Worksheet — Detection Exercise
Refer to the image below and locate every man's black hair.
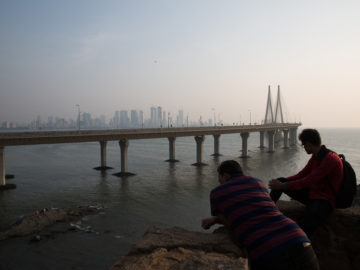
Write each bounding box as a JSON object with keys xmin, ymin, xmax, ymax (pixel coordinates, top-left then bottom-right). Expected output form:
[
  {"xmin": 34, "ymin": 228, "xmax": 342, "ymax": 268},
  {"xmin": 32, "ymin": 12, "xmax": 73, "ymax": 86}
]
[
  {"xmin": 217, "ymin": 160, "xmax": 243, "ymax": 176},
  {"xmin": 298, "ymin": 129, "xmax": 322, "ymax": 146}
]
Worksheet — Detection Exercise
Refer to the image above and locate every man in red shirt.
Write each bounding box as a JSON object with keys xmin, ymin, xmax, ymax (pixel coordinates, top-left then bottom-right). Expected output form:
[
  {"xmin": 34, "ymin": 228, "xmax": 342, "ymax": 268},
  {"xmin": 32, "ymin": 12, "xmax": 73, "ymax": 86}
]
[{"xmin": 269, "ymin": 129, "xmax": 343, "ymax": 236}]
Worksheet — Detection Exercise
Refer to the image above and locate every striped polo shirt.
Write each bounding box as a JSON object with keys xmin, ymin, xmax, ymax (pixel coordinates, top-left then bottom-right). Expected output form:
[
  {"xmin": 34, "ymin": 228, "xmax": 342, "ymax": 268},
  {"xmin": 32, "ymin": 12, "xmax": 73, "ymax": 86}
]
[{"xmin": 210, "ymin": 173, "xmax": 309, "ymax": 264}]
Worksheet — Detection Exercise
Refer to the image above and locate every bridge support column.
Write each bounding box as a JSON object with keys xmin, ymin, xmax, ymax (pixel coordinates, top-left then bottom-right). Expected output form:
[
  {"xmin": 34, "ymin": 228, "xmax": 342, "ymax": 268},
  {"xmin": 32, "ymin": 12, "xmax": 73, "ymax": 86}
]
[
  {"xmin": 283, "ymin": 130, "xmax": 289, "ymax": 148},
  {"xmin": 113, "ymin": 139, "xmax": 135, "ymax": 177},
  {"xmin": 0, "ymin": 147, "xmax": 5, "ymax": 186},
  {"xmin": 240, "ymin": 132, "xmax": 249, "ymax": 158},
  {"xmin": 94, "ymin": 141, "xmax": 113, "ymax": 170},
  {"xmin": 0, "ymin": 147, "xmax": 15, "ymax": 190},
  {"xmin": 289, "ymin": 128, "xmax": 298, "ymax": 146},
  {"xmin": 166, "ymin": 137, "xmax": 178, "ymax": 162},
  {"xmin": 211, "ymin": 134, "xmax": 222, "ymax": 156},
  {"xmin": 259, "ymin": 131, "xmax": 265, "ymax": 148},
  {"xmin": 267, "ymin": 130, "xmax": 275, "ymax": 153},
  {"xmin": 192, "ymin": 136, "xmax": 207, "ymax": 166}
]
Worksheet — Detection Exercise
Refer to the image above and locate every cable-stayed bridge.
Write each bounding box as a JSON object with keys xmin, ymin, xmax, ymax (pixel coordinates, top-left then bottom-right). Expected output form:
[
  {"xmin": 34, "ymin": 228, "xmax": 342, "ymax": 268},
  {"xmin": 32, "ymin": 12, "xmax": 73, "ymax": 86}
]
[{"xmin": 0, "ymin": 88, "xmax": 301, "ymax": 187}]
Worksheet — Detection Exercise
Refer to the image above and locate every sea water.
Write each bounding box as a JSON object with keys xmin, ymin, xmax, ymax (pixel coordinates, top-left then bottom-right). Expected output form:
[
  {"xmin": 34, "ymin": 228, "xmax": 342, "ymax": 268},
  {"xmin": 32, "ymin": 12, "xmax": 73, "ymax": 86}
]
[{"xmin": 0, "ymin": 128, "xmax": 359, "ymax": 269}]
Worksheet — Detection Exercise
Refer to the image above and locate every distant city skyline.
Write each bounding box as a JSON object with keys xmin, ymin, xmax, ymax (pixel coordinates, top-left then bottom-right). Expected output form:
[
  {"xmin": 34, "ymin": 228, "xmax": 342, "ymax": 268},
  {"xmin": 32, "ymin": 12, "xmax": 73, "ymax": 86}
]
[
  {"xmin": 1, "ymin": 1, "xmax": 360, "ymax": 128},
  {"xmin": 1, "ymin": 105, "xmax": 232, "ymax": 130}
]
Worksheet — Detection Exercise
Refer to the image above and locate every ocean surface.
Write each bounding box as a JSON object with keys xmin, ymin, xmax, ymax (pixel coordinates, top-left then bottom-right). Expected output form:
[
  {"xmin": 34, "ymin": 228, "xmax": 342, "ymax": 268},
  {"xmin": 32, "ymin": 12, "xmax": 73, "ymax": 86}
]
[{"xmin": 0, "ymin": 128, "xmax": 359, "ymax": 270}]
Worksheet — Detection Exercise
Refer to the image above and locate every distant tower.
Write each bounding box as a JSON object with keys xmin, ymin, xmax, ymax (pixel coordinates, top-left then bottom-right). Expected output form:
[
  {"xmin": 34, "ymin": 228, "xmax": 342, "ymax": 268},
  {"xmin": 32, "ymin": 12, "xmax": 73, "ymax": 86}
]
[
  {"xmin": 157, "ymin": 106, "xmax": 162, "ymax": 127},
  {"xmin": 274, "ymin": 85, "xmax": 284, "ymax": 123},
  {"xmin": 150, "ymin": 107, "xmax": 157, "ymax": 127},
  {"xmin": 130, "ymin": 110, "xmax": 139, "ymax": 128},
  {"xmin": 264, "ymin": 85, "xmax": 274, "ymax": 124}
]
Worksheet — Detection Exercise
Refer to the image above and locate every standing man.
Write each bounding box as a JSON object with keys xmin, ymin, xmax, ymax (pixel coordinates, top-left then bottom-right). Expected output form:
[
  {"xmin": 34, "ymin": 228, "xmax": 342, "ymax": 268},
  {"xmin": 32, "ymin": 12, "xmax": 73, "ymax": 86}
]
[
  {"xmin": 202, "ymin": 160, "xmax": 319, "ymax": 270},
  {"xmin": 269, "ymin": 128, "xmax": 343, "ymax": 236}
]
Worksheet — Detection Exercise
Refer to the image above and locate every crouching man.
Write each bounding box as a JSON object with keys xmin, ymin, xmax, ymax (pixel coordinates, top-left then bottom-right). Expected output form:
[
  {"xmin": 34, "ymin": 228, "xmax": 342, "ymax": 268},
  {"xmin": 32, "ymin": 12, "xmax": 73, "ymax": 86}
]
[{"xmin": 202, "ymin": 160, "xmax": 319, "ymax": 270}]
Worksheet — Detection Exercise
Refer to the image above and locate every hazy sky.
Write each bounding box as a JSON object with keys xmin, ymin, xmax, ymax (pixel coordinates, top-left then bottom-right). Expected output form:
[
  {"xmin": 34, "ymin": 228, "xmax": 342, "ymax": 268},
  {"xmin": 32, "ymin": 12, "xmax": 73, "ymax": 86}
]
[{"xmin": 1, "ymin": 0, "xmax": 360, "ymax": 127}]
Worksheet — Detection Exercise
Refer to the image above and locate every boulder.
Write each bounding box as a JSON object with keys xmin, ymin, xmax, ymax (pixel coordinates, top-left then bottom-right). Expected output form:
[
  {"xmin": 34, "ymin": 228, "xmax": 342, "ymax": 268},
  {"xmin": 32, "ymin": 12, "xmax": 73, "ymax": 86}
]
[
  {"xmin": 110, "ymin": 201, "xmax": 360, "ymax": 270},
  {"xmin": 0, "ymin": 206, "xmax": 100, "ymax": 241},
  {"xmin": 109, "ymin": 227, "xmax": 248, "ymax": 270}
]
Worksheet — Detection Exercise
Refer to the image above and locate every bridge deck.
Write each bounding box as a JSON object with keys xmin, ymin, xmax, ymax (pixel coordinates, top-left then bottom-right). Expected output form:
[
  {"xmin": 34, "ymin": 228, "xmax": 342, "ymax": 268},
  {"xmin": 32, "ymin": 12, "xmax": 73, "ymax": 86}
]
[{"xmin": 0, "ymin": 123, "xmax": 301, "ymax": 146}]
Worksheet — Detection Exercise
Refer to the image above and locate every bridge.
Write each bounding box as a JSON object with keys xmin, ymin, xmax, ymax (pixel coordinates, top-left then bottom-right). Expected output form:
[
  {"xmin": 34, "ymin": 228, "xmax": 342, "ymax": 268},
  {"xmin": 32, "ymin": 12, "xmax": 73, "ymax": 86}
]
[{"xmin": 0, "ymin": 86, "xmax": 301, "ymax": 187}]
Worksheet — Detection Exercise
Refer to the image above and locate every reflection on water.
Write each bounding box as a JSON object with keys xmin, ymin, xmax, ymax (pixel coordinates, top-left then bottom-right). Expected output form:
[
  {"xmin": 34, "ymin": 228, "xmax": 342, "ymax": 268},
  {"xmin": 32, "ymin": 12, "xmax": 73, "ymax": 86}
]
[{"xmin": 0, "ymin": 129, "xmax": 359, "ymax": 269}]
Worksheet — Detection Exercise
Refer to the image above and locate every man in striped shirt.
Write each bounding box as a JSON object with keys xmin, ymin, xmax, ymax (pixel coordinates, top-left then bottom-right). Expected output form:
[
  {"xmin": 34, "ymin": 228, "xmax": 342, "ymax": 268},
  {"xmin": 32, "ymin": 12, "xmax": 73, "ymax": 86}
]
[{"xmin": 202, "ymin": 160, "xmax": 319, "ymax": 270}]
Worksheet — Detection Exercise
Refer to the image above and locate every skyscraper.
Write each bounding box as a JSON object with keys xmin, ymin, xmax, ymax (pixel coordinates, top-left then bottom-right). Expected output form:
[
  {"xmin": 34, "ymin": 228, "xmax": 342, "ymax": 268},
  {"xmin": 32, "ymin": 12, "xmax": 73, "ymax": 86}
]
[
  {"xmin": 157, "ymin": 106, "xmax": 162, "ymax": 127},
  {"xmin": 120, "ymin": 110, "xmax": 129, "ymax": 128},
  {"xmin": 130, "ymin": 110, "xmax": 139, "ymax": 128},
  {"xmin": 150, "ymin": 107, "xmax": 157, "ymax": 127}
]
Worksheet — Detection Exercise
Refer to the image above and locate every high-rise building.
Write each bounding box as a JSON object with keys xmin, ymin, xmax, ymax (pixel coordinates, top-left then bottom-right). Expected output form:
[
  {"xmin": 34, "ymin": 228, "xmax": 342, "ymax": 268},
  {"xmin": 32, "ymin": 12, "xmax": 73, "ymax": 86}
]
[
  {"xmin": 177, "ymin": 109, "xmax": 184, "ymax": 127},
  {"xmin": 113, "ymin": 111, "xmax": 120, "ymax": 128},
  {"xmin": 82, "ymin": 112, "xmax": 92, "ymax": 128},
  {"xmin": 120, "ymin": 110, "xmax": 129, "ymax": 128},
  {"xmin": 150, "ymin": 107, "xmax": 157, "ymax": 127},
  {"xmin": 157, "ymin": 106, "xmax": 162, "ymax": 127},
  {"xmin": 139, "ymin": 110, "xmax": 144, "ymax": 127},
  {"xmin": 162, "ymin": 111, "xmax": 167, "ymax": 127},
  {"xmin": 130, "ymin": 110, "xmax": 139, "ymax": 128}
]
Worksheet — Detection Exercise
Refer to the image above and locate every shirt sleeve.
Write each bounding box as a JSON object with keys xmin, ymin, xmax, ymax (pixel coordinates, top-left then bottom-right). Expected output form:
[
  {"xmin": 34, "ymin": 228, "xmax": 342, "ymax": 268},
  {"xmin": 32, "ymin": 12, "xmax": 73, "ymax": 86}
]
[
  {"xmin": 286, "ymin": 154, "xmax": 339, "ymax": 190},
  {"xmin": 286, "ymin": 157, "xmax": 314, "ymax": 182}
]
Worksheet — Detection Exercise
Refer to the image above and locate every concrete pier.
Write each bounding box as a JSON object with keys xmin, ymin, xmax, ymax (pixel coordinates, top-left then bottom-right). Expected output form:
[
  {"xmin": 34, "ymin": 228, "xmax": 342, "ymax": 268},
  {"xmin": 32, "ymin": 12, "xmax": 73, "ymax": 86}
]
[
  {"xmin": 192, "ymin": 135, "xmax": 207, "ymax": 166},
  {"xmin": 94, "ymin": 141, "xmax": 113, "ymax": 170},
  {"xmin": 267, "ymin": 130, "xmax": 275, "ymax": 153},
  {"xmin": 283, "ymin": 130, "xmax": 289, "ymax": 148},
  {"xmin": 259, "ymin": 131, "xmax": 265, "ymax": 148},
  {"xmin": 289, "ymin": 128, "xmax": 298, "ymax": 146},
  {"xmin": 113, "ymin": 139, "xmax": 135, "ymax": 177},
  {"xmin": 166, "ymin": 137, "xmax": 178, "ymax": 162},
  {"xmin": 211, "ymin": 134, "xmax": 221, "ymax": 156},
  {"xmin": 0, "ymin": 147, "xmax": 5, "ymax": 186},
  {"xmin": 240, "ymin": 132, "xmax": 249, "ymax": 158}
]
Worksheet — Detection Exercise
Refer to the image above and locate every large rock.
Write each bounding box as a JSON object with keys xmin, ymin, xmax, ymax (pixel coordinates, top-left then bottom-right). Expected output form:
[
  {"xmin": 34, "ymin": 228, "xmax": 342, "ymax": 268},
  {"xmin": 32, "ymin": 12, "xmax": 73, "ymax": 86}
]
[
  {"xmin": 110, "ymin": 227, "xmax": 248, "ymax": 270},
  {"xmin": 111, "ymin": 201, "xmax": 360, "ymax": 270},
  {"xmin": 277, "ymin": 200, "xmax": 360, "ymax": 270},
  {"xmin": 0, "ymin": 206, "xmax": 100, "ymax": 241}
]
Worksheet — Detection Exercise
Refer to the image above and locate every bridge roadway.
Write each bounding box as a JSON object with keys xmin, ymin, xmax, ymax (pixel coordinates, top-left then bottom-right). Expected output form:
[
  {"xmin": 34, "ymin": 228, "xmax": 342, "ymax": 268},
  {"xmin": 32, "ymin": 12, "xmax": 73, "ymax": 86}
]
[{"xmin": 0, "ymin": 123, "xmax": 301, "ymax": 186}]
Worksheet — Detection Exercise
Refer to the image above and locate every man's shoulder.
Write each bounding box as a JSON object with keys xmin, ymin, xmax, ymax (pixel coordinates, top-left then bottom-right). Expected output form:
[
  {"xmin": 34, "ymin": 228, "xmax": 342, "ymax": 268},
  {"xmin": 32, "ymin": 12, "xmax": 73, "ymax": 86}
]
[{"xmin": 211, "ymin": 175, "xmax": 262, "ymax": 193}]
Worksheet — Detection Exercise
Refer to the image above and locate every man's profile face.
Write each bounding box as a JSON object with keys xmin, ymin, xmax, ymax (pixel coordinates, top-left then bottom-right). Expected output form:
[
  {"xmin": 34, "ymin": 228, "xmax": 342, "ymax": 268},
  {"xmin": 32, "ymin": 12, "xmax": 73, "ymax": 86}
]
[{"xmin": 301, "ymin": 141, "xmax": 313, "ymax": 154}]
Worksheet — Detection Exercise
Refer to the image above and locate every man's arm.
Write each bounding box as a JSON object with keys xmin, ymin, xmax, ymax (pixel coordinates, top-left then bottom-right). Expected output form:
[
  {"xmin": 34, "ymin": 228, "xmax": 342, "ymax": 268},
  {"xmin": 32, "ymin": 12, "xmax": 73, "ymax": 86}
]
[
  {"xmin": 286, "ymin": 154, "xmax": 341, "ymax": 190},
  {"xmin": 286, "ymin": 157, "xmax": 314, "ymax": 181}
]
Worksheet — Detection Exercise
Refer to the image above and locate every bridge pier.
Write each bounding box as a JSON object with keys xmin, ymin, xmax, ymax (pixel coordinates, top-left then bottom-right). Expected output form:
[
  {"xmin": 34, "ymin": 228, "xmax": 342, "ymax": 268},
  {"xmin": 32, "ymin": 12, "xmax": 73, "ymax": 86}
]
[
  {"xmin": 211, "ymin": 134, "xmax": 222, "ymax": 156},
  {"xmin": 192, "ymin": 135, "xmax": 207, "ymax": 166},
  {"xmin": 166, "ymin": 137, "xmax": 178, "ymax": 162},
  {"xmin": 113, "ymin": 139, "xmax": 135, "ymax": 177},
  {"xmin": 267, "ymin": 130, "xmax": 275, "ymax": 153},
  {"xmin": 240, "ymin": 132, "xmax": 249, "ymax": 158},
  {"xmin": 283, "ymin": 130, "xmax": 289, "ymax": 148},
  {"xmin": 289, "ymin": 128, "xmax": 298, "ymax": 146},
  {"xmin": 94, "ymin": 141, "xmax": 113, "ymax": 170},
  {"xmin": 259, "ymin": 131, "xmax": 265, "ymax": 148},
  {"xmin": 0, "ymin": 147, "xmax": 15, "ymax": 190},
  {"xmin": 0, "ymin": 147, "xmax": 5, "ymax": 186}
]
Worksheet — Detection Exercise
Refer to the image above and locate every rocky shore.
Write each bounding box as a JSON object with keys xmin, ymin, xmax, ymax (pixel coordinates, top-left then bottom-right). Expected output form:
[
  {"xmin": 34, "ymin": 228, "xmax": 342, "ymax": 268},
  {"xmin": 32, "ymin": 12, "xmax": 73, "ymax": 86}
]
[
  {"xmin": 110, "ymin": 200, "xmax": 360, "ymax": 270},
  {"xmin": 0, "ymin": 206, "xmax": 101, "ymax": 241}
]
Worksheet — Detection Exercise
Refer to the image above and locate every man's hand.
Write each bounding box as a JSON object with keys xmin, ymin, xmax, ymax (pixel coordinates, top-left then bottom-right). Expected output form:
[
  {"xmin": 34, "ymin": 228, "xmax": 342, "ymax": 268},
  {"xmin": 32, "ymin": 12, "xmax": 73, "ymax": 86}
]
[
  {"xmin": 269, "ymin": 179, "xmax": 284, "ymax": 190},
  {"xmin": 201, "ymin": 217, "xmax": 217, "ymax": 230}
]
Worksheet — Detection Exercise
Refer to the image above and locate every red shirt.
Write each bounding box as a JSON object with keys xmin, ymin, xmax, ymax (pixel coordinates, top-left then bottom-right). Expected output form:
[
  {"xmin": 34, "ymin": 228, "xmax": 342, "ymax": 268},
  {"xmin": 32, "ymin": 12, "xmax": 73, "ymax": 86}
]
[{"xmin": 286, "ymin": 146, "xmax": 343, "ymax": 208}]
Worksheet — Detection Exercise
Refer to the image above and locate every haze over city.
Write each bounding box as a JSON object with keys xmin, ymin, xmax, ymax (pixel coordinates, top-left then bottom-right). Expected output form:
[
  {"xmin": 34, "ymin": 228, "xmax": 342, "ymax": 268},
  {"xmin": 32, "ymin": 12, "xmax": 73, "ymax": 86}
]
[{"xmin": 1, "ymin": 1, "xmax": 360, "ymax": 128}]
